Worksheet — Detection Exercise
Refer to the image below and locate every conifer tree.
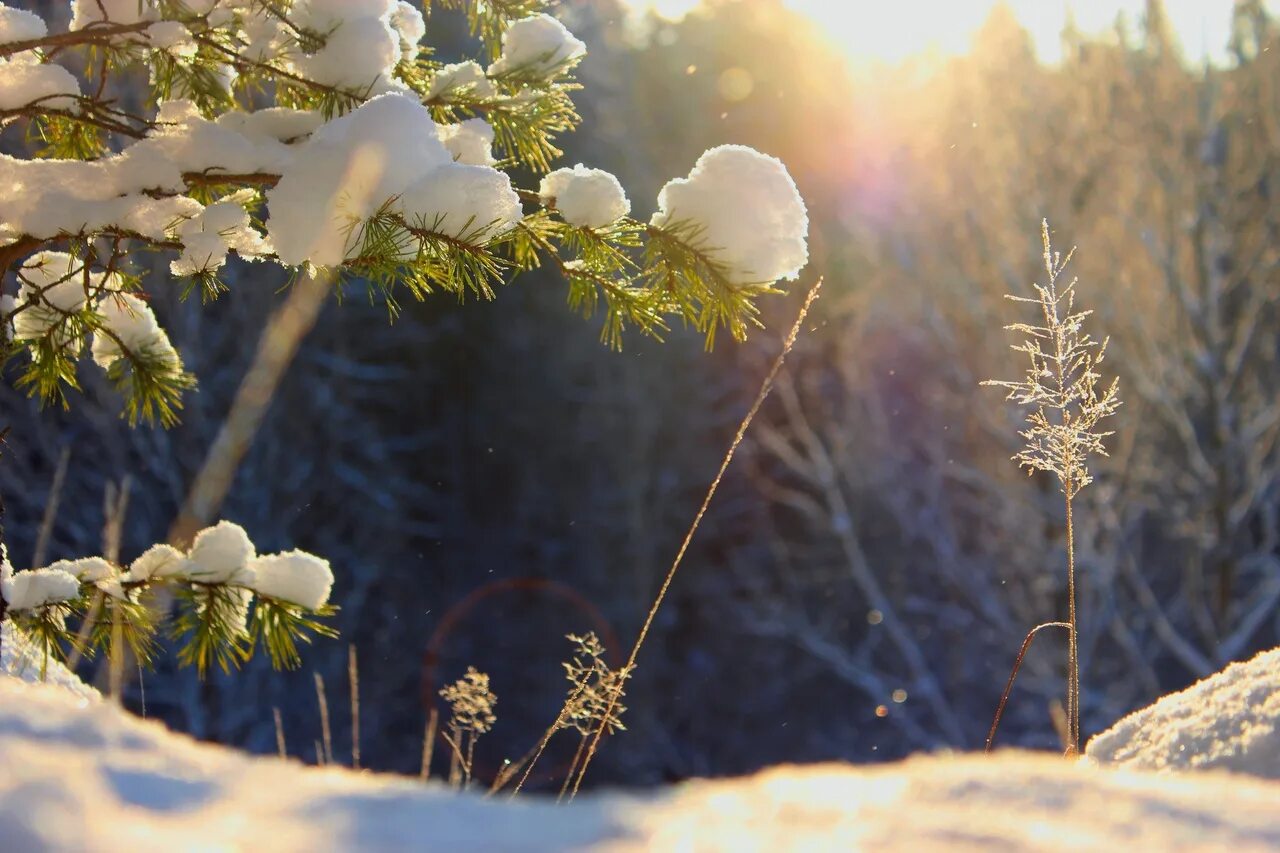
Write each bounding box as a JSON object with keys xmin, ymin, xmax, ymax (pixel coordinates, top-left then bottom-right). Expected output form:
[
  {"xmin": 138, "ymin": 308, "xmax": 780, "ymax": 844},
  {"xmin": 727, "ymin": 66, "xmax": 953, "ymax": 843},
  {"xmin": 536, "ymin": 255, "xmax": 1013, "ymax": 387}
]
[{"xmin": 0, "ymin": 2, "xmax": 808, "ymax": 685}]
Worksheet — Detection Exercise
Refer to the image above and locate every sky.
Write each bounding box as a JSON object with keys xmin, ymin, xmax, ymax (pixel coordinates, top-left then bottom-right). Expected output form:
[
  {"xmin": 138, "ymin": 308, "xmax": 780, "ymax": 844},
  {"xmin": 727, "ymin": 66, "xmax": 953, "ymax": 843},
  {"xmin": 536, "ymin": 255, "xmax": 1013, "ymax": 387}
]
[{"xmin": 631, "ymin": 0, "xmax": 1270, "ymax": 66}]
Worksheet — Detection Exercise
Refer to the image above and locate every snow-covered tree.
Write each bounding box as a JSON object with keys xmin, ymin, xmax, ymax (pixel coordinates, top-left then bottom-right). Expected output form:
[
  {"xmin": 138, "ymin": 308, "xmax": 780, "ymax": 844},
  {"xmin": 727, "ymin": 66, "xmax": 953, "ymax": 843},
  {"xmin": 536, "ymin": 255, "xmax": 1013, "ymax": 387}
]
[{"xmin": 0, "ymin": 2, "xmax": 807, "ymax": 682}]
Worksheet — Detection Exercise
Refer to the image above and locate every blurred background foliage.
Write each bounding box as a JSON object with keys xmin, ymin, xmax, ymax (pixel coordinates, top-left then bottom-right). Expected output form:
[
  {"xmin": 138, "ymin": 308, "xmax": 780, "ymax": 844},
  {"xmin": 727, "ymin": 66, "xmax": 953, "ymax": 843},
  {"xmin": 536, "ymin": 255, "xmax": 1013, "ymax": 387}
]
[{"xmin": 3, "ymin": 0, "xmax": 1279, "ymax": 788}]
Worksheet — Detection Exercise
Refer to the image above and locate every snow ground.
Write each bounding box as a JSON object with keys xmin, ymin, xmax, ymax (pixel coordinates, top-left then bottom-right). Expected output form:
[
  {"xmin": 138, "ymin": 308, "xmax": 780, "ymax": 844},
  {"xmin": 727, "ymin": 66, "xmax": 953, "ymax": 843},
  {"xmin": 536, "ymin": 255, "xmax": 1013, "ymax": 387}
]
[
  {"xmin": 1086, "ymin": 646, "xmax": 1280, "ymax": 778},
  {"xmin": 1, "ymin": 636, "xmax": 1278, "ymax": 851}
]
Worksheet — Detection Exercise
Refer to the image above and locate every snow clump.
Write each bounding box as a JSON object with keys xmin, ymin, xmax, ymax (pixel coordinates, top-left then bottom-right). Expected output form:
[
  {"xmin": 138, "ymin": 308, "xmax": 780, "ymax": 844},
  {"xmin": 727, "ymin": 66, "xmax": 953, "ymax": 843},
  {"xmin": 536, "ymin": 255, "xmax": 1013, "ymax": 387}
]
[
  {"xmin": 186, "ymin": 521, "xmax": 256, "ymax": 584},
  {"xmin": 488, "ymin": 14, "xmax": 586, "ymax": 77},
  {"xmin": 427, "ymin": 61, "xmax": 496, "ymax": 100},
  {"xmin": 124, "ymin": 544, "xmax": 190, "ymax": 584},
  {"xmin": 0, "ymin": 3, "xmax": 46, "ymax": 43},
  {"xmin": 70, "ymin": 0, "xmax": 158, "ymax": 29},
  {"xmin": 290, "ymin": 0, "xmax": 403, "ymax": 94},
  {"xmin": 0, "ymin": 57, "xmax": 81, "ymax": 111},
  {"xmin": 398, "ymin": 163, "xmax": 521, "ymax": 244},
  {"xmin": 89, "ymin": 293, "xmax": 182, "ymax": 381},
  {"xmin": 247, "ymin": 551, "xmax": 334, "ymax": 611},
  {"xmin": 11, "ymin": 252, "xmax": 95, "ymax": 349},
  {"xmin": 652, "ymin": 144, "xmax": 809, "ymax": 284},
  {"xmin": 540, "ymin": 165, "xmax": 630, "ymax": 229},
  {"xmin": 439, "ymin": 118, "xmax": 497, "ymax": 166},
  {"xmin": 1, "ymin": 564, "xmax": 79, "ymax": 612},
  {"xmin": 390, "ymin": 0, "xmax": 426, "ymax": 60},
  {"xmin": 171, "ymin": 199, "xmax": 272, "ymax": 276}
]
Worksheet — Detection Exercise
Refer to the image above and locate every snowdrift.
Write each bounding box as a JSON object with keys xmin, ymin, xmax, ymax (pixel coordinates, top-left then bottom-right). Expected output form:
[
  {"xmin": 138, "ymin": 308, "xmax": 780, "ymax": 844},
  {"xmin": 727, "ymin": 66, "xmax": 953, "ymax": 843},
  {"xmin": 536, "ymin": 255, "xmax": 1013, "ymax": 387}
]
[
  {"xmin": 1, "ymin": 637, "xmax": 1278, "ymax": 850},
  {"xmin": 1087, "ymin": 647, "xmax": 1280, "ymax": 778}
]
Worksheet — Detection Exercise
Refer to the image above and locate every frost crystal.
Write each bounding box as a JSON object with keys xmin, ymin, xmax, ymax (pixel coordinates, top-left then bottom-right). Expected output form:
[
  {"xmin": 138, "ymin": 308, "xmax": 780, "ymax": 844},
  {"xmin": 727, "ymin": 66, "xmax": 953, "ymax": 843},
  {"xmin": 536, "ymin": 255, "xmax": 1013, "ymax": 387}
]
[
  {"xmin": 540, "ymin": 165, "xmax": 630, "ymax": 229},
  {"xmin": 652, "ymin": 145, "xmax": 809, "ymax": 284},
  {"xmin": 488, "ymin": 14, "xmax": 586, "ymax": 77},
  {"xmin": 187, "ymin": 521, "xmax": 256, "ymax": 584},
  {"xmin": 248, "ymin": 551, "xmax": 334, "ymax": 611}
]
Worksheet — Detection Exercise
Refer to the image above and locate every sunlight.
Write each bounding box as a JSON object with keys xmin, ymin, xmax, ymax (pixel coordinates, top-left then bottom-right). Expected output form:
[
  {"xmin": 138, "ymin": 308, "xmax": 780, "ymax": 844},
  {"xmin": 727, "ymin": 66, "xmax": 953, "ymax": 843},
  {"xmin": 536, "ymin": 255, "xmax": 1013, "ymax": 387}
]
[{"xmin": 631, "ymin": 0, "xmax": 1250, "ymax": 65}]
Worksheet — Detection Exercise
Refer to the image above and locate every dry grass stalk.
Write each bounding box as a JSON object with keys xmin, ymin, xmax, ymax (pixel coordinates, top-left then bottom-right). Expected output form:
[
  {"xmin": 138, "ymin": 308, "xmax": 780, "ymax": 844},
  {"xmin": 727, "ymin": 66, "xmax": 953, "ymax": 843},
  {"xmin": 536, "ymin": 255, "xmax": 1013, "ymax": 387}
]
[
  {"xmin": 983, "ymin": 221, "xmax": 1120, "ymax": 755},
  {"xmin": 348, "ymin": 644, "xmax": 361, "ymax": 770},
  {"xmin": 567, "ymin": 279, "xmax": 823, "ymax": 799},
  {"xmin": 314, "ymin": 672, "xmax": 333, "ymax": 765}
]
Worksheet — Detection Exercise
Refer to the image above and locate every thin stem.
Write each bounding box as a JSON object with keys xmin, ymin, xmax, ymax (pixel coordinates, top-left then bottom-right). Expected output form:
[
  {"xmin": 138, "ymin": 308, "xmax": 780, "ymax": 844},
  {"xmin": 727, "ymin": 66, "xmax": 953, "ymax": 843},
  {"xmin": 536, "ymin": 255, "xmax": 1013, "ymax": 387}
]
[
  {"xmin": 985, "ymin": 621, "xmax": 1071, "ymax": 752},
  {"xmin": 567, "ymin": 279, "xmax": 822, "ymax": 800},
  {"xmin": 1065, "ymin": 491, "xmax": 1080, "ymax": 756},
  {"xmin": 273, "ymin": 706, "xmax": 287, "ymax": 758},
  {"xmin": 420, "ymin": 708, "xmax": 438, "ymax": 781},
  {"xmin": 348, "ymin": 644, "xmax": 360, "ymax": 770}
]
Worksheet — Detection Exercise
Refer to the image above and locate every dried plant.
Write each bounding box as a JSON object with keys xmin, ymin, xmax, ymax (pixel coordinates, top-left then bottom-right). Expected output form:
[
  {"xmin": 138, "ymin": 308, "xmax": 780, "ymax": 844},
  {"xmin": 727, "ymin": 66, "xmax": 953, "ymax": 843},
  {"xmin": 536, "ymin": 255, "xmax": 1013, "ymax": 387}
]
[
  {"xmin": 440, "ymin": 667, "xmax": 498, "ymax": 788},
  {"xmin": 983, "ymin": 220, "xmax": 1121, "ymax": 756},
  {"xmin": 508, "ymin": 632, "xmax": 630, "ymax": 798}
]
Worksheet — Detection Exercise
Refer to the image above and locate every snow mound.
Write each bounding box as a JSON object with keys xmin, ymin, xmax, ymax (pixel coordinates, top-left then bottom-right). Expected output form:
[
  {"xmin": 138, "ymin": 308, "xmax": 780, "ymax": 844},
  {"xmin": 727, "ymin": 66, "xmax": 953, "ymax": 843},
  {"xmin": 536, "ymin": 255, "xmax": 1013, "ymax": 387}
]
[
  {"xmin": 1, "ymin": 674, "xmax": 1280, "ymax": 850},
  {"xmin": 0, "ymin": 623, "xmax": 98, "ymax": 702},
  {"xmin": 1087, "ymin": 647, "xmax": 1280, "ymax": 779}
]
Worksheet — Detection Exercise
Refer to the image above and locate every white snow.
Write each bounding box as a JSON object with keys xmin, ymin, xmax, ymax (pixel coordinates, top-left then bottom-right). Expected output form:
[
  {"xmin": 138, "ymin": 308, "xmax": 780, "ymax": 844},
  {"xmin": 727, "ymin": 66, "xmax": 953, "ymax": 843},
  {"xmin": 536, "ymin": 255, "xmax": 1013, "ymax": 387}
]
[
  {"xmin": 1, "ymin": 564, "xmax": 79, "ymax": 612},
  {"xmin": 171, "ymin": 199, "xmax": 271, "ymax": 276},
  {"xmin": 90, "ymin": 293, "xmax": 159, "ymax": 367},
  {"xmin": 247, "ymin": 551, "xmax": 334, "ymax": 611},
  {"xmin": 427, "ymin": 60, "xmax": 496, "ymax": 100},
  {"xmin": 145, "ymin": 20, "xmax": 195, "ymax": 58},
  {"xmin": 11, "ymin": 251, "xmax": 94, "ymax": 346},
  {"xmin": 488, "ymin": 14, "xmax": 586, "ymax": 77},
  {"xmin": 651, "ymin": 145, "xmax": 809, "ymax": 285},
  {"xmin": 123, "ymin": 544, "xmax": 189, "ymax": 583},
  {"xmin": 185, "ymin": 521, "xmax": 256, "ymax": 584},
  {"xmin": 439, "ymin": 117, "xmax": 497, "ymax": 166},
  {"xmin": 0, "ymin": 3, "xmax": 47, "ymax": 43},
  {"xmin": 390, "ymin": 0, "xmax": 425, "ymax": 61},
  {"xmin": 0, "ymin": 671, "xmax": 1279, "ymax": 851},
  {"xmin": 290, "ymin": 0, "xmax": 402, "ymax": 94},
  {"xmin": 1087, "ymin": 647, "xmax": 1280, "ymax": 779},
  {"xmin": 266, "ymin": 93, "xmax": 524, "ymax": 266},
  {"xmin": 540, "ymin": 164, "xmax": 631, "ymax": 229},
  {"xmin": 0, "ymin": 623, "xmax": 97, "ymax": 700},
  {"xmin": 398, "ymin": 163, "xmax": 522, "ymax": 245},
  {"xmin": 70, "ymin": 0, "xmax": 158, "ymax": 29},
  {"xmin": 0, "ymin": 58, "xmax": 81, "ymax": 111}
]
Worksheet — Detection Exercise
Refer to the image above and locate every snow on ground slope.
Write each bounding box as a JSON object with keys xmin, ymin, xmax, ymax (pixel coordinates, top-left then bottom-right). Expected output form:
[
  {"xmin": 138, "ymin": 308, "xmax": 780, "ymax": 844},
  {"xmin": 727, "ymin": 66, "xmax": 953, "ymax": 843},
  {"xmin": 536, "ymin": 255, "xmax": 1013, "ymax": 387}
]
[
  {"xmin": 1, "ymin": 673, "xmax": 1280, "ymax": 850},
  {"xmin": 1087, "ymin": 647, "xmax": 1280, "ymax": 778},
  {"xmin": 0, "ymin": 621, "xmax": 98, "ymax": 701}
]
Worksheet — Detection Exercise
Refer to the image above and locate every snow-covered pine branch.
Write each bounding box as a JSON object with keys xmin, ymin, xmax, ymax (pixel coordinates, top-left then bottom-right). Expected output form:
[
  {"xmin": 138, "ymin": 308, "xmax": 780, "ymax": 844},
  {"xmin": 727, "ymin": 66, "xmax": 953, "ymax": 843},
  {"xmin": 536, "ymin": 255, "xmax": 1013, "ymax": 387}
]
[
  {"xmin": 1, "ymin": 519, "xmax": 336, "ymax": 677},
  {"xmin": 1, "ymin": 0, "xmax": 810, "ymax": 424}
]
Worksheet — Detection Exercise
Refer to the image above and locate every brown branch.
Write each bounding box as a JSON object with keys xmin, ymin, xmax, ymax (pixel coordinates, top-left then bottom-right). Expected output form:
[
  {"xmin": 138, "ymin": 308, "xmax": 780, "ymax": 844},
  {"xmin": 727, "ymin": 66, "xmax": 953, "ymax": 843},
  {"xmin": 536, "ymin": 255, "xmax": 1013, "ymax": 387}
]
[{"xmin": 0, "ymin": 21, "xmax": 153, "ymax": 60}]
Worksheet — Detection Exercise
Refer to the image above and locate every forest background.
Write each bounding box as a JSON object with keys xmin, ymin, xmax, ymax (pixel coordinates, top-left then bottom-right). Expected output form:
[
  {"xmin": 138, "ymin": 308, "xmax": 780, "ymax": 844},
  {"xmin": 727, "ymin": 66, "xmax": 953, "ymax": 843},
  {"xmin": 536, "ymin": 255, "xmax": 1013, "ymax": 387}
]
[{"xmin": 3, "ymin": 0, "xmax": 1277, "ymax": 790}]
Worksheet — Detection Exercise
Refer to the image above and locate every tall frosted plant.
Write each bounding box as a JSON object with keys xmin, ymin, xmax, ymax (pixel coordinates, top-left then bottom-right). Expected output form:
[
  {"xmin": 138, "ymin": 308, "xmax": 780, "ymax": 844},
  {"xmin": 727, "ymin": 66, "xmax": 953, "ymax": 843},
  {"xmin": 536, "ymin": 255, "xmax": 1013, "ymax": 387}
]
[{"xmin": 984, "ymin": 220, "xmax": 1121, "ymax": 755}]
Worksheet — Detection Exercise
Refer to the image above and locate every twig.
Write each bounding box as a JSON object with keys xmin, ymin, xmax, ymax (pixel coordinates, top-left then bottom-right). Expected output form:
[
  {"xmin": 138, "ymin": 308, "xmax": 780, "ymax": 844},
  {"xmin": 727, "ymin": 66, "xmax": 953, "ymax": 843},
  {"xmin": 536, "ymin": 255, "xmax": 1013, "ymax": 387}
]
[
  {"xmin": 314, "ymin": 672, "xmax": 333, "ymax": 766},
  {"xmin": 985, "ymin": 621, "xmax": 1071, "ymax": 753},
  {"xmin": 348, "ymin": 644, "xmax": 360, "ymax": 769},
  {"xmin": 420, "ymin": 707, "xmax": 438, "ymax": 781}
]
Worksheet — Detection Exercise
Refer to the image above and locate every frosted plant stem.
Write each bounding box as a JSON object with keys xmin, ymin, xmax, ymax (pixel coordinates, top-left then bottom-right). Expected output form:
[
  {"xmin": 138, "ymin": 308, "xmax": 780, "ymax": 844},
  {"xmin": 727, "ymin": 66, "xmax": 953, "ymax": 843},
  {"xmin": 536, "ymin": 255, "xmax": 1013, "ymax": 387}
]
[
  {"xmin": 568, "ymin": 279, "xmax": 823, "ymax": 801},
  {"xmin": 1065, "ymin": 491, "xmax": 1080, "ymax": 757},
  {"xmin": 31, "ymin": 446, "xmax": 70, "ymax": 569}
]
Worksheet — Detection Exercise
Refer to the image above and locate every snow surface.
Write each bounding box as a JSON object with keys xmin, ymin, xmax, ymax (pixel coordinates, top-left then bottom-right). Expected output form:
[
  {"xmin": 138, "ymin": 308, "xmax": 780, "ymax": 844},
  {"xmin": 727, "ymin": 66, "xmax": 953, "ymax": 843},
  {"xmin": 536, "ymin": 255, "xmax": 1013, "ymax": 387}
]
[
  {"xmin": 540, "ymin": 164, "xmax": 631, "ymax": 229},
  {"xmin": 0, "ymin": 623, "xmax": 98, "ymax": 701},
  {"xmin": 0, "ymin": 3, "xmax": 46, "ymax": 43},
  {"xmin": 123, "ymin": 544, "xmax": 189, "ymax": 583},
  {"xmin": 652, "ymin": 144, "xmax": 809, "ymax": 285},
  {"xmin": 1, "ymin": 564, "xmax": 79, "ymax": 612},
  {"xmin": 489, "ymin": 13, "xmax": 586, "ymax": 77},
  {"xmin": 1087, "ymin": 646, "xmax": 1280, "ymax": 778},
  {"xmin": 247, "ymin": 550, "xmax": 334, "ymax": 611},
  {"xmin": 0, "ymin": 668, "xmax": 1278, "ymax": 851},
  {"xmin": 439, "ymin": 117, "xmax": 497, "ymax": 166},
  {"xmin": 0, "ymin": 56, "xmax": 81, "ymax": 111}
]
